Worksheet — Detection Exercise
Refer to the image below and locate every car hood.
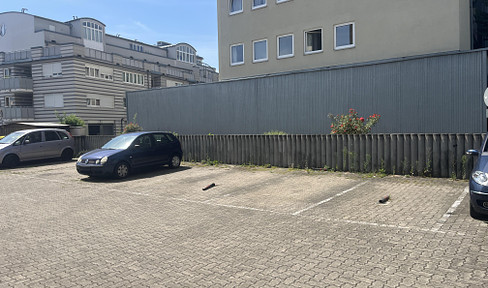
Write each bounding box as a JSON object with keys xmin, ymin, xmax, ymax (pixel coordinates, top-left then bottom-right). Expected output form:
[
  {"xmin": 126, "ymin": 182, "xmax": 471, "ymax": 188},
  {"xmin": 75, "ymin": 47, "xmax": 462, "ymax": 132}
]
[{"xmin": 82, "ymin": 148, "xmax": 123, "ymax": 159}]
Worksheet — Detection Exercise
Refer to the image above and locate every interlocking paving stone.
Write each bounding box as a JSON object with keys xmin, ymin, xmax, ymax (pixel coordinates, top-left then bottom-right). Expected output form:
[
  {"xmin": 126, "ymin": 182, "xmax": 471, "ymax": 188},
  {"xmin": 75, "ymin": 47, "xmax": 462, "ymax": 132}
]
[{"xmin": 0, "ymin": 162, "xmax": 487, "ymax": 287}]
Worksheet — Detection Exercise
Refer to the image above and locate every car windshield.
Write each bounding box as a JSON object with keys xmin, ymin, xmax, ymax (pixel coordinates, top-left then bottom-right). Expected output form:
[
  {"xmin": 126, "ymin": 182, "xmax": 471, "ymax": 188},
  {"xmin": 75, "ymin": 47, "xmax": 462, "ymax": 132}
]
[
  {"xmin": 0, "ymin": 131, "xmax": 26, "ymax": 144},
  {"xmin": 102, "ymin": 134, "xmax": 140, "ymax": 150}
]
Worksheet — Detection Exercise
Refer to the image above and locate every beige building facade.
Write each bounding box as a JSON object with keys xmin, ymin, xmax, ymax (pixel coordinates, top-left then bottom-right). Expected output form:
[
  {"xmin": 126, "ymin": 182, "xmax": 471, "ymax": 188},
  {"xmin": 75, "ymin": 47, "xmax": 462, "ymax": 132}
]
[{"xmin": 217, "ymin": 0, "xmax": 472, "ymax": 80}]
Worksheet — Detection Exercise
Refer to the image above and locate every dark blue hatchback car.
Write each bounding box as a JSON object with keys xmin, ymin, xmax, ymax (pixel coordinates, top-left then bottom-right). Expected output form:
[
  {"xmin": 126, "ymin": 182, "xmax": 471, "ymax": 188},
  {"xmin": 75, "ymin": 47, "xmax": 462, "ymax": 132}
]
[
  {"xmin": 76, "ymin": 131, "xmax": 182, "ymax": 179},
  {"xmin": 467, "ymin": 135, "xmax": 488, "ymax": 220}
]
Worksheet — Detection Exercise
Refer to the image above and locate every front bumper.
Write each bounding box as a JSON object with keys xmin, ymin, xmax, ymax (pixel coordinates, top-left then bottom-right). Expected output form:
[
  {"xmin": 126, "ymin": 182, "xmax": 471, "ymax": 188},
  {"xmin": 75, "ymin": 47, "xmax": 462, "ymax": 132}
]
[
  {"xmin": 470, "ymin": 189, "xmax": 488, "ymax": 215},
  {"xmin": 76, "ymin": 163, "xmax": 113, "ymax": 177}
]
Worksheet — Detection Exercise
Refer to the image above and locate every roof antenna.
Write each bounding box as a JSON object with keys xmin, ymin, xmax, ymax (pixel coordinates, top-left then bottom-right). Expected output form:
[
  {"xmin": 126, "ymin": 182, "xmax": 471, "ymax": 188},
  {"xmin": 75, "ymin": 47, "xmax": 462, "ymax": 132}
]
[{"xmin": 21, "ymin": 8, "xmax": 28, "ymax": 13}]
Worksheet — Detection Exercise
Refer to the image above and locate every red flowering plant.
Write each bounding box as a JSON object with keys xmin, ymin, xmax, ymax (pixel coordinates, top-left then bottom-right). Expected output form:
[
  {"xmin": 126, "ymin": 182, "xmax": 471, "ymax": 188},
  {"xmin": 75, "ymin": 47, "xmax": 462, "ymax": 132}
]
[
  {"xmin": 123, "ymin": 113, "xmax": 143, "ymax": 134},
  {"xmin": 328, "ymin": 109, "xmax": 381, "ymax": 134}
]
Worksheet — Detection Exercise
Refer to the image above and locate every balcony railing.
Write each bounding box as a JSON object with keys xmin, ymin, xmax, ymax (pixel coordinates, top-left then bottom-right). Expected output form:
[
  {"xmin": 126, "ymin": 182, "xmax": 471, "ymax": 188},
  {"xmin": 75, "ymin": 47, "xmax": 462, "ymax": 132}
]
[
  {"xmin": 2, "ymin": 50, "xmax": 32, "ymax": 63},
  {"xmin": 0, "ymin": 107, "xmax": 35, "ymax": 122},
  {"xmin": 0, "ymin": 77, "xmax": 33, "ymax": 91}
]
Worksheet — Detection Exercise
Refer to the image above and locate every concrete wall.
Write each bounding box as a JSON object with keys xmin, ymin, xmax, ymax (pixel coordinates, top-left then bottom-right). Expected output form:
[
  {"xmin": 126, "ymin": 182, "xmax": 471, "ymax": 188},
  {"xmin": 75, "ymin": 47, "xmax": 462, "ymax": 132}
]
[
  {"xmin": 218, "ymin": 0, "xmax": 471, "ymax": 79},
  {"xmin": 127, "ymin": 50, "xmax": 488, "ymax": 134}
]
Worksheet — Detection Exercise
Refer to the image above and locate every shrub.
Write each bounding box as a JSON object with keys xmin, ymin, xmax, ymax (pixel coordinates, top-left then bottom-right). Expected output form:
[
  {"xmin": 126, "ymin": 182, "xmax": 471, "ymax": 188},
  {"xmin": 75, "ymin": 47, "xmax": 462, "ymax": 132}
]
[
  {"xmin": 328, "ymin": 109, "xmax": 380, "ymax": 134},
  {"xmin": 56, "ymin": 112, "xmax": 85, "ymax": 126},
  {"xmin": 123, "ymin": 122, "xmax": 143, "ymax": 134},
  {"xmin": 264, "ymin": 130, "xmax": 288, "ymax": 135},
  {"xmin": 123, "ymin": 113, "xmax": 143, "ymax": 134}
]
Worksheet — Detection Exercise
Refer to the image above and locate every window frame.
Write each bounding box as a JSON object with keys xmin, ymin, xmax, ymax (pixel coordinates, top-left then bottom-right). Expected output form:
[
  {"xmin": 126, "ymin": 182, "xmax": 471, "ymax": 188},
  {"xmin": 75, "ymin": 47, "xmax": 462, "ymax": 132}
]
[
  {"xmin": 304, "ymin": 28, "xmax": 323, "ymax": 55},
  {"xmin": 277, "ymin": 34, "xmax": 294, "ymax": 59},
  {"xmin": 230, "ymin": 43, "xmax": 245, "ymax": 66},
  {"xmin": 3, "ymin": 68, "xmax": 10, "ymax": 78},
  {"xmin": 276, "ymin": 0, "xmax": 291, "ymax": 3},
  {"xmin": 252, "ymin": 39, "xmax": 268, "ymax": 63},
  {"xmin": 252, "ymin": 0, "xmax": 267, "ymax": 10},
  {"xmin": 229, "ymin": 0, "xmax": 243, "ymax": 15},
  {"xmin": 334, "ymin": 22, "xmax": 355, "ymax": 50}
]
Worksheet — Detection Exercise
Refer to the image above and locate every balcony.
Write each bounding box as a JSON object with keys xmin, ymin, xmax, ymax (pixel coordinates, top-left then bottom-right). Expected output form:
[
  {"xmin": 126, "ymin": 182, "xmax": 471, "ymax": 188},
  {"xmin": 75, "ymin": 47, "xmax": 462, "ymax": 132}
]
[
  {"xmin": 0, "ymin": 107, "xmax": 35, "ymax": 122},
  {"xmin": 1, "ymin": 50, "xmax": 32, "ymax": 63},
  {"xmin": 0, "ymin": 78, "xmax": 33, "ymax": 91}
]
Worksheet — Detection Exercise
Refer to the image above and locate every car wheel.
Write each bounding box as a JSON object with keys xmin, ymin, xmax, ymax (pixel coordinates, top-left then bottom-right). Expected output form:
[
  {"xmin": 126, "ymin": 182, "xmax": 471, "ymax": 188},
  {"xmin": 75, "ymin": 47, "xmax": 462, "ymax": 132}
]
[
  {"xmin": 61, "ymin": 149, "xmax": 74, "ymax": 161},
  {"xmin": 470, "ymin": 203, "xmax": 487, "ymax": 220},
  {"xmin": 114, "ymin": 162, "xmax": 130, "ymax": 179},
  {"xmin": 2, "ymin": 154, "xmax": 19, "ymax": 168},
  {"xmin": 169, "ymin": 155, "xmax": 181, "ymax": 169}
]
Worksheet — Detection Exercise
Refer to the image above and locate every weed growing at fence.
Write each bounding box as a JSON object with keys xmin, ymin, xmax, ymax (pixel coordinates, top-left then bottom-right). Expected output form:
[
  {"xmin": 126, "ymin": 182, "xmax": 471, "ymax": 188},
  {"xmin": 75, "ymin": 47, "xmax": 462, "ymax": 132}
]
[
  {"xmin": 379, "ymin": 159, "xmax": 386, "ymax": 175},
  {"xmin": 263, "ymin": 131, "xmax": 288, "ymax": 135},
  {"xmin": 364, "ymin": 154, "xmax": 372, "ymax": 172},
  {"xmin": 201, "ymin": 156, "xmax": 221, "ymax": 166},
  {"xmin": 402, "ymin": 158, "xmax": 409, "ymax": 175},
  {"xmin": 462, "ymin": 155, "xmax": 468, "ymax": 180},
  {"xmin": 423, "ymin": 159, "xmax": 432, "ymax": 177}
]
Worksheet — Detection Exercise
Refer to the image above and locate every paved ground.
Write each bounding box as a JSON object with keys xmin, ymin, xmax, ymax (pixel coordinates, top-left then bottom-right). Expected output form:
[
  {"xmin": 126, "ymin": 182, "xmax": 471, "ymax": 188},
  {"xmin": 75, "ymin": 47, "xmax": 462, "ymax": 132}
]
[{"xmin": 0, "ymin": 160, "xmax": 487, "ymax": 287}]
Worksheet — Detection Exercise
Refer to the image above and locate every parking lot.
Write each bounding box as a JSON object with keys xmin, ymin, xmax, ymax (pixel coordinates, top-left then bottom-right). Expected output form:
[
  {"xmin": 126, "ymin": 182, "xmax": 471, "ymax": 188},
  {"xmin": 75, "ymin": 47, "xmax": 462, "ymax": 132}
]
[{"xmin": 1, "ymin": 161, "xmax": 487, "ymax": 287}]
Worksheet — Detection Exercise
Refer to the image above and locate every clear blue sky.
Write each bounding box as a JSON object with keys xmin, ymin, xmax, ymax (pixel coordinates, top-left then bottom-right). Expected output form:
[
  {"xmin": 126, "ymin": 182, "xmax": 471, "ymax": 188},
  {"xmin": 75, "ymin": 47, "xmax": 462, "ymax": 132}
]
[{"xmin": 1, "ymin": 0, "xmax": 219, "ymax": 70}]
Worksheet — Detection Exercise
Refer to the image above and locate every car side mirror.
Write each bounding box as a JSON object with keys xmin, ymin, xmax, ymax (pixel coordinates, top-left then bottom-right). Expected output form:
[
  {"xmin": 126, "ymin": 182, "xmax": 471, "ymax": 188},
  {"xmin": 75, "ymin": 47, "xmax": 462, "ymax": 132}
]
[
  {"xmin": 24, "ymin": 139, "xmax": 30, "ymax": 145},
  {"xmin": 134, "ymin": 144, "xmax": 141, "ymax": 149},
  {"xmin": 466, "ymin": 149, "xmax": 480, "ymax": 156}
]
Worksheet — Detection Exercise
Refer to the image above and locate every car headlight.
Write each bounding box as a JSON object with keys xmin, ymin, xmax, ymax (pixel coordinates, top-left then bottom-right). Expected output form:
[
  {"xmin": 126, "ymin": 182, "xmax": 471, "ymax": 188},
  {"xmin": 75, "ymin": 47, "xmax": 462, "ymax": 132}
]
[
  {"xmin": 472, "ymin": 171, "xmax": 488, "ymax": 186},
  {"xmin": 100, "ymin": 156, "xmax": 108, "ymax": 165}
]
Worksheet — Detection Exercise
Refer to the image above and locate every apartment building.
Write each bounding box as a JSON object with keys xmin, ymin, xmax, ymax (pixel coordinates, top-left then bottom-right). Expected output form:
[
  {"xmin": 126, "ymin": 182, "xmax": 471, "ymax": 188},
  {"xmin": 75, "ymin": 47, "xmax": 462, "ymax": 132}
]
[
  {"xmin": 0, "ymin": 11, "xmax": 218, "ymax": 135},
  {"xmin": 217, "ymin": 0, "xmax": 474, "ymax": 80}
]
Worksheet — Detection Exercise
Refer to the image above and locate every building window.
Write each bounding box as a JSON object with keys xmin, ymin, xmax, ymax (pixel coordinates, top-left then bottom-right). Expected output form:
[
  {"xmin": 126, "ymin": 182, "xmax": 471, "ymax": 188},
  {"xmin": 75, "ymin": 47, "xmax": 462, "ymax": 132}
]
[
  {"xmin": 277, "ymin": 34, "xmax": 294, "ymax": 59},
  {"xmin": 230, "ymin": 43, "xmax": 244, "ymax": 66},
  {"xmin": 42, "ymin": 63, "xmax": 62, "ymax": 77},
  {"xmin": 88, "ymin": 124, "xmax": 114, "ymax": 136},
  {"xmin": 82, "ymin": 21, "xmax": 103, "ymax": 43},
  {"xmin": 252, "ymin": 0, "xmax": 266, "ymax": 9},
  {"xmin": 86, "ymin": 95, "xmax": 114, "ymax": 108},
  {"xmin": 5, "ymin": 97, "xmax": 11, "ymax": 107},
  {"xmin": 253, "ymin": 39, "xmax": 268, "ymax": 63},
  {"xmin": 87, "ymin": 98, "xmax": 101, "ymax": 107},
  {"xmin": 44, "ymin": 94, "xmax": 64, "ymax": 108},
  {"xmin": 230, "ymin": 0, "xmax": 243, "ymax": 14},
  {"xmin": 334, "ymin": 22, "xmax": 355, "ymax": 50},
  {"xmin": 85, "ymin": 64, "xmax": 113, "ymax": 81},
  {"xmin": 122, "ymin": 72, "xmax": 144, "ymax": 86},
  {"xmin": 305, "ymin": 29, "xmax": 323, "ymax": 54},
  {"xmin": 3, "ymin": 68, "xmax": 10, "ymax": 78},
  {"xmin": 130, "ymin": 43, "xmax": 144, "ymax": 52},
  {"xmin": 177, "ymin": 45, "xmax": 196, "ymax": 64}
]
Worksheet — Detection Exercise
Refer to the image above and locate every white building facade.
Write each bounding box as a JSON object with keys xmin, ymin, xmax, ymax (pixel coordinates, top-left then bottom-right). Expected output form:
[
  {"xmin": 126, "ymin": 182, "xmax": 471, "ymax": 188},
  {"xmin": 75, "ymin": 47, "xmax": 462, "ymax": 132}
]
[{"xmin": 0, "ymin": 11, "xmax": 218, "ymax": 135}]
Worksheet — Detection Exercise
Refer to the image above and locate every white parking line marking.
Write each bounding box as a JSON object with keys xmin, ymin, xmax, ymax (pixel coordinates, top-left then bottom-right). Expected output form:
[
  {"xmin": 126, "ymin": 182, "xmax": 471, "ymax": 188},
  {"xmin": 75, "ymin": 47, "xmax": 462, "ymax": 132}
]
[
  {"xmin": 8, "ymin": 173, "xmax": 468, "ymax": 236},
  {"xmin": 292, "ymin": 181, "xmax": 370, "ymax": 216},
  {"xmin": 431, "ymin": 186, "xmax": 469, "ymax": 232}
]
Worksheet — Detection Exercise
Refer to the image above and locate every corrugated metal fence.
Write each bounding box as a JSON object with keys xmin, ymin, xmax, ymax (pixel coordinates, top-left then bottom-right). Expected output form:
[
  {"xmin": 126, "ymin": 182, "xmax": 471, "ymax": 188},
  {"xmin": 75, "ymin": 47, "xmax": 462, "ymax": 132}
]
[
  {"xmin": 127, "ymin": 50, "xmax": 487, "ymax": 134},
  {"xmin": 74, "ymin": 134, "xmax": 484, "ymax": 179}
]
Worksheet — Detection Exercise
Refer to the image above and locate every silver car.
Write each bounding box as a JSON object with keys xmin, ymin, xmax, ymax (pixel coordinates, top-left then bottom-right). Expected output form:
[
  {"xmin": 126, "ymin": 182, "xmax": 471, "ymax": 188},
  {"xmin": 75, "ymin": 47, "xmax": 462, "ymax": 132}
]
[{"xmin": 0, "ymin": 128, "xmax": 75, "ymax": 167}]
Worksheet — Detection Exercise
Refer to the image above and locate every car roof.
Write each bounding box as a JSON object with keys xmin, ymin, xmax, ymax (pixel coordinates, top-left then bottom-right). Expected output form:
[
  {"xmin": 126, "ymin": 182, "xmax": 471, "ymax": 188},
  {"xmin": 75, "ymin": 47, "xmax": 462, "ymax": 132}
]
[
  {"xmin": 9, "ymin": 128, "xmax": 69, "ymax": 134},
  {"xmin": 124, "ymin": 131, "xmax": 176, "ymax": 136}
]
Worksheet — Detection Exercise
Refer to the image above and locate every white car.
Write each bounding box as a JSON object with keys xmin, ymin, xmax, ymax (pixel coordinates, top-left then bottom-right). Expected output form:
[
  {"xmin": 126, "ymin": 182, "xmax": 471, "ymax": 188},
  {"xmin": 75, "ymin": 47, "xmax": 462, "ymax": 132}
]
[{"xmin": 0, "ymin": 128, "xmax": 75, "ymax": 168}]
